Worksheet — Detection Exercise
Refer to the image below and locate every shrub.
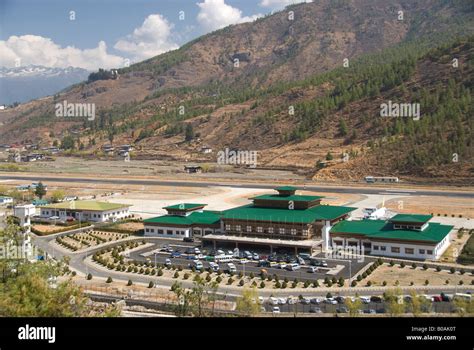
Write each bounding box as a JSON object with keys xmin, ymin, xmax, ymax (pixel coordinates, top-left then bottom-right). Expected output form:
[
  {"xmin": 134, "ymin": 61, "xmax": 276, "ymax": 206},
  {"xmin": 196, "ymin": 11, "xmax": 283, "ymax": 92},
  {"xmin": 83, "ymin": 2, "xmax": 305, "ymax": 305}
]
[
  {"xmin": 282, "ymin": 281, "xmax": 288, "ymax": 289},
  {"xmin": 173, "ymin": 271, "xmax": 179, "ymax": 278},
  {"xmin": 356, "ymin": 275, "xmax": 362, "ymax": 282},
  {"xmin": 450, "ymin": 267, "xmax": 456, "ymax": 274},
  {"xmin": 260, "ymin": 281, "xmax": 266, "ymax": 288},
  {"xmin": 326, "ymin": 292, "xmax": 332, "ymax": 299},
  {"xmin": 275, "ymin": 281, "xmax": 281, "ymax": 288},
  {"xmin": 313, "ymin": 280, "xmax": 319, "ymax": 288},
  {"xmin": 459, "ymin": 280, "xmax": 464, "ymax": 285},
  {"xmin": 460, "ymin": 269, "xmax": 465, "ymax": 275},
  {"xmin": 400, "ymin": 262, "xmax": 405, "ymax": 268},
  {"xmin": 206, "ymin": 274, "xmax": 212, "ymax": 282},
  {"xmin": 389, "ymin": 260, "xmax": 395, "ymax": 266},
  {"xmin": 382, "ymin": 281, "xmax": 387, "ymax": 286},
  {"xmin": 436, "ymin": 266, "xmax": 441, "ymax": 272},
  {"xmin": 148, "ymin": 281, "xmax": 154, "ymax": 288},
  {"xmin": 424, "ymin": 279, "xmax": 429, "ymax": 285},
  {"xmin": 227, "ymin": 278, "xmax": 234, "ymax": 285},
  {"xmin": 157, "ymin": 269, "xmax": 163, "ymax": 276},
  {"xmin": 239, "ymin": 279, "xmax": 245, "ymax": 287},
  {"xmin": 249, "ymin": 272, "xmax": 255, "ymax": 279},
  {"xmin": 423, "ymin": 264, "xmax": 428, "ymax": 270},
  {"xmin": 351, "ymin": 280, "xmax": 357, "ymax": 287},
  {"xmin": 445, "ymin": 279, "xmax": 450, "ymax": 285},
  {"xmin": 304, "ymin": 281, "xmax": 310, "ymax": 288},
  {"xmin": 86, "ymin": 273, "xmax": 92, "ymax": 280},
  {"xmin": 216, "ymin": 276, "xmax": 222, "ymax": 283},
  {"xmin": 106, "ymin": 277, "xmax": 113, "ymax": 283},
  {"xmin": 410, "ymin": 281, "xmax": 414, "ymax": 286},
  {"xmin": 366, "ymin": 280, "xmax": 372, "ymax": 287}
]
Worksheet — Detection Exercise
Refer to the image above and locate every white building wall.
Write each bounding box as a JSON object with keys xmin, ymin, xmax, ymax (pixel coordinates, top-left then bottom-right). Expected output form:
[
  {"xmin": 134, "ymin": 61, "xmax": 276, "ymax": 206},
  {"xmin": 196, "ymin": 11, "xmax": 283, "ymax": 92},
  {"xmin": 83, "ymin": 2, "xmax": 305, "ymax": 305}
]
[
  {"xmin": 330, "ymin": 234, "xmax": 452, "ymax": 261},
  {"xmin": 144, "ymin": 225, "xmax": 191, "ymax": 238},
  {"xmin": 40, "ymin": 207, "xmax": 130, "ymax": 223}
]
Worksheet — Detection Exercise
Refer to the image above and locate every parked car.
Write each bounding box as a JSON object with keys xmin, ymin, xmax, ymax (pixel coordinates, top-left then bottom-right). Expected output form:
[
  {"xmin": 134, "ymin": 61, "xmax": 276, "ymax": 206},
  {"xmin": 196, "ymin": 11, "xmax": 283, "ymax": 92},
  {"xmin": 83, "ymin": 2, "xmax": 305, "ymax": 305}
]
[
  {"xmin": 189, "ymin": 260, "xmax": 203, "ymax": 270},
  {"xmin": 170, "ymin": 251, "xmax": 181, "ymax": 258},
  {"xmin": 288, "ymin": 297, "xmax": 298, "ymax": 305},
  {"xmin": 336, "ymin": 307, "xmax": 349, "ymax": 313},
  {"xmin": 227, "ymin": 263, "xmax": 237, "ymax": 273},
  {"xmin": 370, "ymin": 296, "xmax": 382, "ymax": 303},
  {"xmin": 432, "ymin": 296, "xmax": 442, "ymax": 302},
  {"xmin": 359, "ymin": 296, "xmax": 370, "ymax": 304},
  {"xmin": 239, "ymin": 259, "xmax": 250, "ymax": 264},
  {"xmin": 272, "ymin": 306, "xmax": 281, "ymax": 313},
  {"xmin": 300, "ymin": 297, "xmax": 311, "ymax": 305},
  {"xmin": 269, "ymin": 297, "xmax": 279, "ymax": 306},
  {"xmin": 440, "ymin": 293, "xmax": 451, "ymax": 302},
  {"xmin": 286, "ymin": 263, "xmax": 301, "ymax": 271},
  {"xmin": 310, "ymin": 297, "xmax": 322, "ymax": 304},
  {"xmin": 325, "ymin": 298, "xmax": 338, "ymax": 305},
  {"xmin": 309, "ymin": 307, "xmax": 322, "ymax": 313},
  {"xmin": 335, "ymin": 296, "xmax": 345, "ymax": 304},
  {"xmin": 278, "ymin": 263, "xmax": 287, "ymax": 269},
  {"xmin": 164, "ymin": 259, "xmax": 171, "ymax": 267},
  {"xmin": 183, "ymin": 237, "xmax": 194, "ymax": 242},
  {"xmin": 278, "ymin": 298, "xmax": 287, "ymax": 305},
  {"xmin": 308, "ymin": 266, "xmax": 319, "ymax": 273},
  {"xmin": 252, "ymin": 253, "xmax": 260, "ymax": 261}
]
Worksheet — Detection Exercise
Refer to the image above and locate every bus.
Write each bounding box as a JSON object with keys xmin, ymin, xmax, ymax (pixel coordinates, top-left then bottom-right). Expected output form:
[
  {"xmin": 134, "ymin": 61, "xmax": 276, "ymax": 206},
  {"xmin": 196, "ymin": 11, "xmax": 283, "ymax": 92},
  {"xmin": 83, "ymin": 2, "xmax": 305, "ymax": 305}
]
[
  {"xmin": 364, "ymin": 176, "xmax": 399, "ymax": 183},
  {"xmin": 214, "ymin": 254, "xmax": 234, "ymax": 263}
]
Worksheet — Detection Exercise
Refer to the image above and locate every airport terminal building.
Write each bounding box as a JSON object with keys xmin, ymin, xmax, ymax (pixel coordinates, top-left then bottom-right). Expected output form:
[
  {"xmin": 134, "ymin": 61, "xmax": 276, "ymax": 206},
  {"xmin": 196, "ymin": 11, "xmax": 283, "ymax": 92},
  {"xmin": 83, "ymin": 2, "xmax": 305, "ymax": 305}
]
[{"xmin": 142, "ymin": 187, "xmax": 454, "ymax": 260}]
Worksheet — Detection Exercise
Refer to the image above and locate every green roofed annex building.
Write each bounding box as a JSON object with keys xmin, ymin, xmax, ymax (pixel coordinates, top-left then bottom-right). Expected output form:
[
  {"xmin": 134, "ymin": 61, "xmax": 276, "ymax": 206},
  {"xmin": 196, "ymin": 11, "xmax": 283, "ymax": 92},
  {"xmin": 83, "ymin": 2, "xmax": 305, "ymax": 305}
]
[
  {"xmin": 143, "ymin": 204, "xmax": 222, "ymax": 238},
  {"xmin": 40, "ymin": 201, "xmax": 132, "ymax": 223},
  {"xmin": 330, "ymin": 214, "xmax": 453, "ymax": 260}
]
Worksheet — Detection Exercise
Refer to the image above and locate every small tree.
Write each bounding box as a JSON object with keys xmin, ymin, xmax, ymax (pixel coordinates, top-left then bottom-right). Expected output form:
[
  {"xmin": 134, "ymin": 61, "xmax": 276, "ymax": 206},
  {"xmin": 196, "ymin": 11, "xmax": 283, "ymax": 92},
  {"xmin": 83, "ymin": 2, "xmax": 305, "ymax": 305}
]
[
  {"xmin": 106, "ymin": 277, "xmax": 113, "ymax": 283},
  {"xmin": 34, "ymin": 182, "xmax": 47, "ymax": 199}
]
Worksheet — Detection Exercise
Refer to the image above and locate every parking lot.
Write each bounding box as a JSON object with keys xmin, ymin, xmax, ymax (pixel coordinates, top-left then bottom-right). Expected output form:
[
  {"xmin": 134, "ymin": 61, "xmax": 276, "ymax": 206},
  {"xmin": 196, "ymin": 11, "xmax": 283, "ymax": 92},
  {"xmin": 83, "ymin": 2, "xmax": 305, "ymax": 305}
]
[
  {"xmin": 126, "ymin": 238, "xmax": 370, "ymax": 282},
  {"xmin": 261, "ymin": 297, "xmax": 461, "ymax": 314}
]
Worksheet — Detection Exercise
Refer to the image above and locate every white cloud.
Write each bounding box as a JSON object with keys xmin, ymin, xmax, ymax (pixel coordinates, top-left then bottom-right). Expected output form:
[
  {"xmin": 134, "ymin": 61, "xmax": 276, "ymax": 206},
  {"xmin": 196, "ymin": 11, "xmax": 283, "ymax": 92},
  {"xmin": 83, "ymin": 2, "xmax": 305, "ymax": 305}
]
[
  {"xmin": 260, "ymin": 0, "xmax": 312, "ymax": 9},
  {"xmin": 114, "ymin": 14, "xmax": 179, "ymax": 61},
  {"xmin": 197, "ymin": 0, "xmax": 262, "ymax": 32},
  {"xmin": 0, "ymin": 35, "xmax": 125, "ymax": 71}
]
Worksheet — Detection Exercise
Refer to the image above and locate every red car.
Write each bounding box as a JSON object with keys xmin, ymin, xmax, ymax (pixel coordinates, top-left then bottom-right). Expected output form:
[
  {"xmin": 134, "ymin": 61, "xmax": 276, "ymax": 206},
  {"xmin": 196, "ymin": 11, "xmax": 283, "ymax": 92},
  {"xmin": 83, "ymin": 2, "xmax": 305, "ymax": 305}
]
[{"xmin": 432, "ymin": 296, "xmax": 442, "ymax": 302}]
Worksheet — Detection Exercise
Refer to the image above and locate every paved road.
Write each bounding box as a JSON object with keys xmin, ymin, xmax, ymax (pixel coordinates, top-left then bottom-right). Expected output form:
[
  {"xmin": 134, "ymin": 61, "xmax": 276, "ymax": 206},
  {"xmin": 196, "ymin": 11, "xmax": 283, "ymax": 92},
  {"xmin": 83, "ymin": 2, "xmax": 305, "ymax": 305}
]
[
  {"xmin": 2, "ymin": 174, "xmax": 473, "ymax": 198},
  {"xmin": 32, "ymin": 233, "xmax": 473, "ymax": 301}
]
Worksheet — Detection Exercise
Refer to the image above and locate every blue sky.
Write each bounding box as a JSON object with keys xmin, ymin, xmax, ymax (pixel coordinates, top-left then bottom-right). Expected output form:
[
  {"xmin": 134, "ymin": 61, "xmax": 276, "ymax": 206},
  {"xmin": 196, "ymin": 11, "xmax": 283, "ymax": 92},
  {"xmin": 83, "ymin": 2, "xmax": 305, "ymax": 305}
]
[{"xmin": 0, "ymin": 0, "xmax": 312, "ymax": 70}]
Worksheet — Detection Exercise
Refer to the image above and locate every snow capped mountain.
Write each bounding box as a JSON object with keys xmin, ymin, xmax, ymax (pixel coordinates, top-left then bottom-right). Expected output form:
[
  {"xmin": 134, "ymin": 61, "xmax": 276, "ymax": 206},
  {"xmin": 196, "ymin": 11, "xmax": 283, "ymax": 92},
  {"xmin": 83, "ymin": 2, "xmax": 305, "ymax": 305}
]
[{"xmin": 0, "ymin": 65, "xmax": 90, "ymax": 105}]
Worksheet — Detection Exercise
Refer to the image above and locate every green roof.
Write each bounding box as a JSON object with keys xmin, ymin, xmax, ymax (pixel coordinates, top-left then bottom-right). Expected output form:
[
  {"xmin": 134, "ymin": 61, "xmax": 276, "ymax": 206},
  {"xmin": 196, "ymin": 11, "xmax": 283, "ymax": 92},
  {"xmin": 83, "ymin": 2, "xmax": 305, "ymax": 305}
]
[
  {"xmin": 163, "ymin": 203, "xmax": 206, "ymax": 210},
  {"xmin": 389, "ymin": 214, "xmax": 433, "ymax": 224},
  {"xmin": 43, "ymin": 201, "xmax": 130, "ymax": 211},
  {"xmin": 144, "ymin": 211, "xmax": 221, "ymax": 226},
  {"xmin": 252, "ymin": 194, "xmax": 324, "ymax": 202},
  {"xmin": 222, "ymin": 204, "xmax": 355, "ymax": 223},
  {"xmin": 275, "ymin": 186, "xmax": 298, "ymax": 191},
  {"xmin": 330, "ymin": 220, "xmax": 453, "ymax": 243}
]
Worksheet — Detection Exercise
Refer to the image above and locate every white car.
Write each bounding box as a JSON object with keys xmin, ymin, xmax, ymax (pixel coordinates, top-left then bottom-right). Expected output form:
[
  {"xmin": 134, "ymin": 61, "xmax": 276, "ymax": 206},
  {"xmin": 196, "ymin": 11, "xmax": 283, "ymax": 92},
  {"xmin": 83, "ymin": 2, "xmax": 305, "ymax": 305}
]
[
  {"xmin": 278, "ymin": 297, "xmax": 287, "ymax": 305},
  {"xmin": 272, "ymin": 306, "xmax": 281, "ymax": 313},
  {"xmin": 269, "ymin": 297, "xmax": 279, "ymax": 305},
  {"xmin": 308, "ymin": 266, "xmax": 319, "ymax": 273},
  {"xmin": 288, "ymin": 297, "xmax": 298, "ymax": 305},
  {"xmin": 325, "ymin": 298, "xmax": 338, "ymax": 305},
  {"xmin": 239, "ymin": 259, "xmax": 250, "ymax": 264},
  {"xmin": 359, "ymin": 296, "xmax": 370, "ymax": 304},
  {"xmin": 278, "ymin": 263, "xmax": 287, "ymax": 269}
]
